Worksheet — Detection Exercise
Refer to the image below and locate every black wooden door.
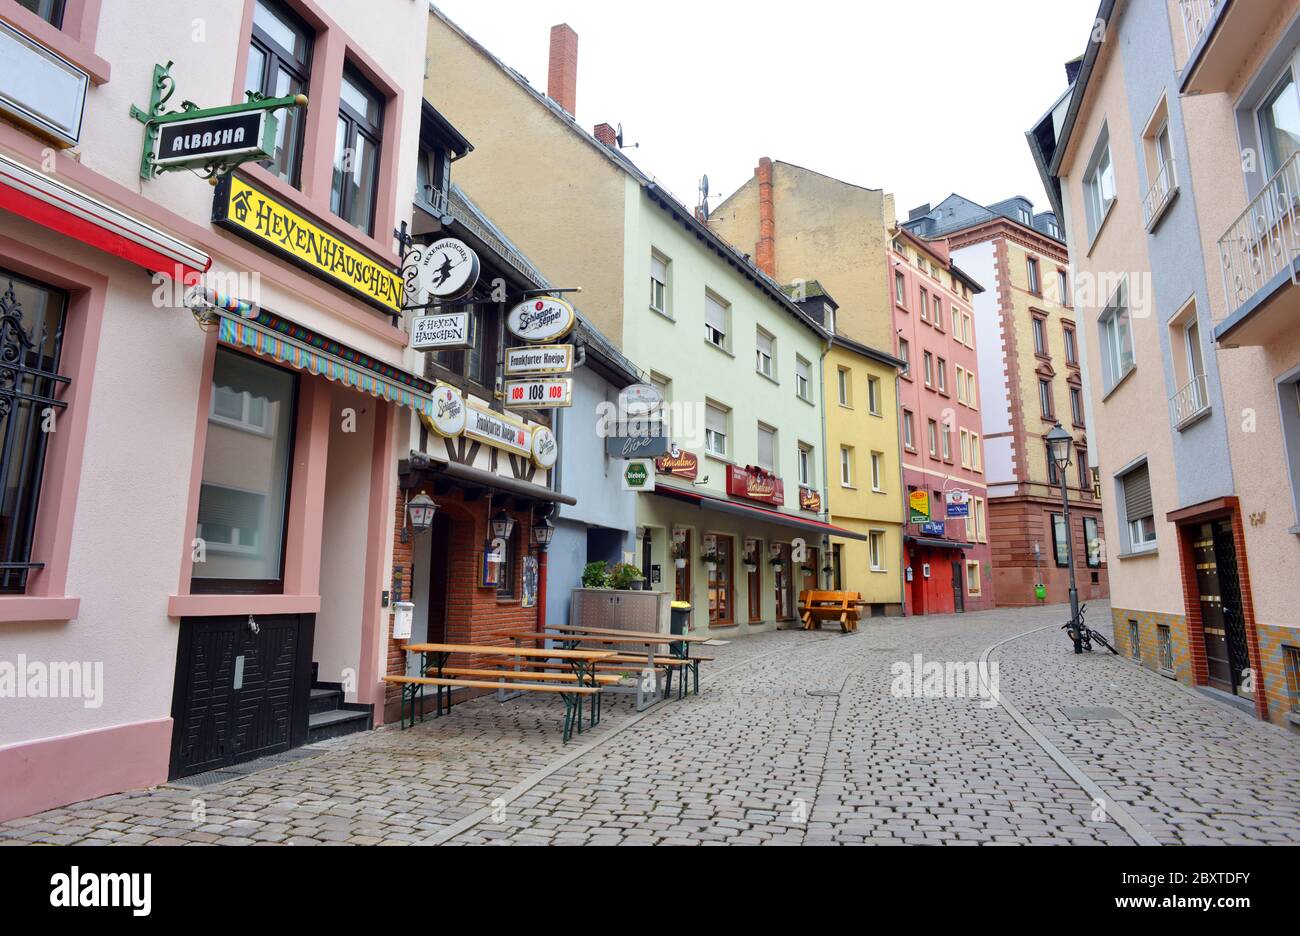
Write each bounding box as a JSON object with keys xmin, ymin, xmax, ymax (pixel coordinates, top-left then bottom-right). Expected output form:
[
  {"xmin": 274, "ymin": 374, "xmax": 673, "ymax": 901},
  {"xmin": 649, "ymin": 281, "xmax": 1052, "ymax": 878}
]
[
  {"xmin": 1192, "ymin": 522, "xmax": 1249, "ymax": 694},
  {"xmin": 951, "ymin": 561, "xmax": 965, "ymax": 613},
  {"xmin": 169, "ymin": 614, "xmax": 311, "ymax": 779},
  {"xmin": 1212, "ymin": 520, "xmax": 1250, "ymax": 694}
]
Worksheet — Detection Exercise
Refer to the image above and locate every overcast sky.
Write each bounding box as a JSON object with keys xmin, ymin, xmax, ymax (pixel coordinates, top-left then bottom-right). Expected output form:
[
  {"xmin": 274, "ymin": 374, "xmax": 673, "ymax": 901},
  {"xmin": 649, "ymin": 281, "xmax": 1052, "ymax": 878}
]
[{"xmin": 431, "ymin": 0, "xmax": 1100, "ymax": 220}]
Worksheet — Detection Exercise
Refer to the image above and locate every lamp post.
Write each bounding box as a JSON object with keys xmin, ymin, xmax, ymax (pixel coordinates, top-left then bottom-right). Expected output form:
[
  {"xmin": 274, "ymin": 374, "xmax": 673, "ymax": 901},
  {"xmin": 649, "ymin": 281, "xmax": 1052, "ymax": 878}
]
[{"xmin": 1046, "ymin": 422, "xmax": 1081, "ymax": 653}]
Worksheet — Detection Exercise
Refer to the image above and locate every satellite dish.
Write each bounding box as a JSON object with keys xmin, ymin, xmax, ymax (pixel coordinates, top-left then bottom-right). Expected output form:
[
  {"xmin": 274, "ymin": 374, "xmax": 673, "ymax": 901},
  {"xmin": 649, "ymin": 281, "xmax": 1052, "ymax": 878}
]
[
  {"xmin": 701, "ymin": 174, "xmax": 710, "ymax": 200},
  {"xmin": 616, "ymin": 123, "xmax": 624, "ymax": 148}
]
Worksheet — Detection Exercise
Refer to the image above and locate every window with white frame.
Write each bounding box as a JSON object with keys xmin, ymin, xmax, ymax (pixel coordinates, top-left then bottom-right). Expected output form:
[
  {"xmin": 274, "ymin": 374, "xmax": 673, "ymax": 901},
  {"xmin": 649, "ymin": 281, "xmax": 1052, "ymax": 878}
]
[
  {"xmin": 795, "ymin": 355, "xmax": 812, "ymax": 402},
  {"xmin": 937, "ymin": 357, "xmax": 947, "ymax": 393},
  {"xmin": 966, "ymin": 560, "xmax": 981, "ymax": 595},
  {"xmin": 1099, "ymin": 279, "xmax": 1136, "ymax": 392},
  {"xmin": 898, "ymin": 337, "xmax": 910, "ymax": 374},
  {"xmin": 894, "ymin": 270, "xmax": 906, "ymax": 306},
  {"xmin": 869, "ymin": 531, "xmax": 886, "ymax": 571},
  {"xmin": 902, "ymin": 410, "xmax": 915, "ymax": 450},
  {"xmin": 927, "ymin": 419, "xmax": 939, "ymax": 457},
  {"xmin": 1033, "ymin": 316, "xmax": 1048, "ymax": 356},
  {"xmin": 920, "ymin": 286, "xmax": 929, "ymax": 321},
  {"xmin": 1084, "ymin": 128, "xmax": 1117, "ymax": 240},
  {"xmin": 1027, "ymin": 256, "xmax": 1041, "ymax": 295},
  {"xmin": 756, "ymin": 328, "xmax": 775, "ymax": 378},
  {"xmin": 650, "ymin": 253, "xmax": 669, "ymax": 315},
  {"xmin": 867, "ymin": 375, "xmax": 882, "ymax": 415},
  {"xmin": 798, "ymin": 442, "xmax": 813, "ymax": 486},
  {"xmin": 1258, "ymin": 65, "xmax": 1300, "ymax": 178},
  {"xmin": 970, "ymin": 433, "xmax": 982, "ymax": 471},
  {"xmin": 1057, "ymin": 269, "xmax": 1071, "ymax": 307},
  {"xmin": 960, "ymin": 428, "xmax": 971, "ymax": 468},
  {"xmin": 956, "ymin": 365, "xmax": 967, "ymax": 404},
  {"xmin": 705, "ymin": 402, "xmax": 728, "ymax": 457},
  {"xmin": 923, "ymin": 351, "xmax": 933, "ymax": 387},
  {"xmin": 1063, "ymin": 325, "xmax": 1078, "ymax": 364},
  {"xmin": 871, "ymin": 451, "xmax": 884, "ymax": 492},
  {"xmin": 705, "ymin": 293, "xmax": 729, "ymax": 350},
  {"xmin": 967, "ymin": 371, "xmax": 978, "ymax": 408},
  {"xmin": 840, "ymin": 446, "xmax": 854, "ymax": 486},
  {"xmin": 1120, "ymin": 462, "xmax": 1157, "ymax": 552},
  {"xmin": 933, "ymin": 294, "xmax": 942, "ymax": 325},
  {"xmin": 838, "ymin": 366, "xmax": 852, "ymax": 406},
  {"xmin": 941, "ymin": 424, "xmax": 952, "ymax": 461},
  {"xmin": 757, "ymin": 423, "xmax": 777, "ymax": 472}
]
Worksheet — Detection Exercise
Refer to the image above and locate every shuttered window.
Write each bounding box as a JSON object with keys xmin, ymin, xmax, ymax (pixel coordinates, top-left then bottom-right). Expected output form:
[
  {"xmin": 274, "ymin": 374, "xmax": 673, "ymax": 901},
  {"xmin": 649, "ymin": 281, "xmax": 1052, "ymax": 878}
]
[
  {"xmin": 1122, "ymin": 463, "xmax": 1153, "ymax": 523},
  {"xmin": 705, "ymin": 294, "xmax": 728, "ymax": 348}
]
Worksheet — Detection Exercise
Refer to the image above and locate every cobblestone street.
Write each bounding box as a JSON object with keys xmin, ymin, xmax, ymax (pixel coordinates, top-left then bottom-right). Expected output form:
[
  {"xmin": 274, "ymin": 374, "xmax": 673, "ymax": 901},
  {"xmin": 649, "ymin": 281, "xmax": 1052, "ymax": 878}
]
[{"xmin": 4, "ymin": 603, "xmax": 1298, "ymax": 846}]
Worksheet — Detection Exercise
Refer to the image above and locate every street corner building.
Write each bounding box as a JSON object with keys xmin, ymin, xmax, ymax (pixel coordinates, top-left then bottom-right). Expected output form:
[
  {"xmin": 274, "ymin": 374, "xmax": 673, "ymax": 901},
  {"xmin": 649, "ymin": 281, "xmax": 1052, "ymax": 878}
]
[
  {"xmin": 0, "ymin": 0, "xmax": 433, "ymax": 819},
  {"xmin": 1027, "ymin": 0, "xmax": 1300, "ymax": 730}
]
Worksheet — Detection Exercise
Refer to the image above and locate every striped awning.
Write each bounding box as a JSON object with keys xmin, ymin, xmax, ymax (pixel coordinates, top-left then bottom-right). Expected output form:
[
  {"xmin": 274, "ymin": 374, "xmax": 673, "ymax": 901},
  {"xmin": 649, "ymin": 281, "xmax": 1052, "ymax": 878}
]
[{"xmin": 187, "ymin": 287, "xmax": 435, "ymax": 416}]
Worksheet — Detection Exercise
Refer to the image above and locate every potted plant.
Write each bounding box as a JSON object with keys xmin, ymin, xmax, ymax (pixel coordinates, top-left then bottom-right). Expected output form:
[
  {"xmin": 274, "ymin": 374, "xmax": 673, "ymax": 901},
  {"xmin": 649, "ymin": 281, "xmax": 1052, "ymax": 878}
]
[
  {"xmin": 671, "ymin": 540, "xmax": 689, "ymax": 569},
  {"xmin": 701, "ymin": 548, "xmax": 721, "ymax": 572},
  {"xmin": 582, "ymin": 560, "xmax": 611, "ymax": 589},
  {"xmin": 609, "ymin": 562, "xmax": 645, "ymax": 591},
  {"xmin": 743, "ymin": 553, "xmax": 758, "ymax": 573}
]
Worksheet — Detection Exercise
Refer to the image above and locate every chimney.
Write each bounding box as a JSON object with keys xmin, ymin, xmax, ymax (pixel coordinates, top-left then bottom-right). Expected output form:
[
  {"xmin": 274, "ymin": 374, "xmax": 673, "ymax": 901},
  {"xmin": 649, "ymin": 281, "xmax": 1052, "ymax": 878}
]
[
  {"xmin": 755, "ymin": 157, "xmax": 776, "ymax": 277},
  {"xmin": 594, "ymin": 122, "xmax": 616, "ymax": 147},
  {"xmin": 548, "ymin": 24, "xmax": 579, "ymax": 115}
]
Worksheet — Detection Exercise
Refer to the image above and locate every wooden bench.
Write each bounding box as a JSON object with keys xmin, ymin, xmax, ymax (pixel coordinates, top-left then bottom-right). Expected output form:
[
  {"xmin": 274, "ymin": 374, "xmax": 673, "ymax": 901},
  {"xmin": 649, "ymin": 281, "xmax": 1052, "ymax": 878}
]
[
  {"xmin": 383, "ymin": 675, "xmax": 600, "ymax": 741},
  {"xmin": 798, "ymin": 590, "xmax": 863, "ymax": 633}
]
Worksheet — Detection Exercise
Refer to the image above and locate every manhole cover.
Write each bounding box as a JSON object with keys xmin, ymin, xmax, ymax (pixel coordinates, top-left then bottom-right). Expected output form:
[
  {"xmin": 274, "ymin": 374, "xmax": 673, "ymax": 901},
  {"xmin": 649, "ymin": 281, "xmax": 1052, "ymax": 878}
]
[
  {"xmin": 807, "ymin": 689, "xmax": 839, "ymax": 697},
  {"xmin": 1061, "ymin": 706, "xmax": 1126, "ymax": 721}
]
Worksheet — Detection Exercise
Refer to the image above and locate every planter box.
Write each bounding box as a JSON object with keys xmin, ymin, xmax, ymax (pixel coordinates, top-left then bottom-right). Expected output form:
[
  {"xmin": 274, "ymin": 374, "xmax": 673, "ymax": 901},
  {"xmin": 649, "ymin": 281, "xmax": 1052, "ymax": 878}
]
[{"xmin": 571, "ymin": 588, "xmax": 671, "ymax": 634}]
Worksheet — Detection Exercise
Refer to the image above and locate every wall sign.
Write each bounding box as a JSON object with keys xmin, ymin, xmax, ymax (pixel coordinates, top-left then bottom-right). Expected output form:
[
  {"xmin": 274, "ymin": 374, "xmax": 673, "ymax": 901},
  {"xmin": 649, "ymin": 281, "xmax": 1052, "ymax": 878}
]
[
  {"xmin": 921, "ymin": 521, "xmax": 946, "ymax": 537},
  {"xmin": 619, "ymin": 382, "xmax": 663, "ymax": 415},
  {"xmin": 410, "ymin": 312, "xmax": 471, "ymax": 350},
  {"xmin": 505, "ymin": 377, "xmax": 573, "ymax": 409},
  {"xmin": 945, "ymin": 489, "xmax": 969, "ymax": 518},
  {"xmin": 403, "ymin": 237, "xmax": 480, "ymax": 304},
  {"xmin": 531, "ymin": 425, "xmax": 558, "ymax": 469},
  {"xmin": 0, "ymin": 21, "xmax": 88, "ymax": 146},
  {"xmin": 212, "ymin": 175, "xmax": 402, "ymax": 314},
  {"xmin": 726, "ymin": 465, "xmax": 785, "ymax": 506},
  {"xmin": 623, "ymin": 459, "xmax": 655, "ymax": 492},
  {"xmin": 154, "ymin": 111, "xmax": 272, "ymax": 171},
  {"xmin": 425, "ymin": 384, "xmax": 467, "ymax": 437},
  {"xmin": 521, "ymin": 556, "xmax": 539, "ymax": 608},
  {"xmin": 606, "ymin": 426, "xmax": 671, "ymax": 459},
  {"xmin": 464, "ymin": 404, "xmax": 532, "ymax": 456},
  {"xmin": 505, "ymin": 344, "xmax": 573, "ymax": 376},
  {"xmin": 909, "ymin": 490, "xmax": 931, "ymax": 524},
  {"xmin": 799, "ymin": 486, "xmax": 822, "ymax": 513},
  {"xmin": 655, "ymin": 446, "xmax": 699, "ymax": 480},
  {"xmin": 507, "ymin": 296, "xmax": 576, "ymax": 343}
]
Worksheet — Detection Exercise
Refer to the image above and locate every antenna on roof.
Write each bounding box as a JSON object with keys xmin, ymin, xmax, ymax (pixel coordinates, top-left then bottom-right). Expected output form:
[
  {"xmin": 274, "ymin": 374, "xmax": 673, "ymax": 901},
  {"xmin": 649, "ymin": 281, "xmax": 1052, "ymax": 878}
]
[
  {"xmin": 698, "ymin": 174, "xmax": 710, "ymax": 220},
  {"xmin": 616, "ymin": 123, "xmax": 639, "ymax": 150}
]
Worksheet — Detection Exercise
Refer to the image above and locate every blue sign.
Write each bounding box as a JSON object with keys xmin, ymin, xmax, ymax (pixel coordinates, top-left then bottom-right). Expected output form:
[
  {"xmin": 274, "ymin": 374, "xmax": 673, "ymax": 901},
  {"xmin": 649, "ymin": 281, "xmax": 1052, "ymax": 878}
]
[
  {"xmin": 945, "ymin": 492, "xmax": 970, "ymax": 518},
  {"xmin": 921, "ymin": 521, "xmax": 946, "ymax": 537}
]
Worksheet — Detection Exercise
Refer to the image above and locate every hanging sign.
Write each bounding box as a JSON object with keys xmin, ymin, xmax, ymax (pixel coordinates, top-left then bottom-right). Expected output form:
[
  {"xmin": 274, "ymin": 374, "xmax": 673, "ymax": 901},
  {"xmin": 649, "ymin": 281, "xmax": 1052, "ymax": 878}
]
[
  {"xmin": 945, "ymin": 489, "xmax": 970, "ymax": 518},
  {"xmin": 726, "ymin": 465, "xmax": 785, "ymax": 506},
  {"xmin": 0, "ymin": 20, "xmax": 89, "ymax": 147},
  {"xmin": 505, "ymin": 344, "xmax": 574, "ymax": 376},
  {"xmin": 531, "ymin": 425, "xmax": 559, "ymax": 469},
  {"xmin": 403, "ymin": 237, "xmax": 480, "ymax": 304},
  {"xmin": 154, "ymin": 111, "xmax": 273, "ymax": 171},
  {"xmin": 212, "ymin": 175, "xmax": 402, "ymax": 314},
  {"xmin": 655, "ymin": 446, "xmax": 699, "ymax": 480},
  {"xmin": 505, "ymin": 377, "xmax": 573, "ymax": 409},
  {"xmin": 623, "ymin": 459, "xmax": 655, "ymax": 492},
  {"xmin": 419, "ymin": 384, "xmax": 466, "ymax": 438},
  {"xmin": 619, "ymin": 382, "xmax": 664, "ymax": 415},
  {"xmin": 606, "ymin": 422, "xmax": 671, "ymax": 459},
  {"xmin": 410, "ymin": 311, "xmax": 471, "ymax": 350},
  {"xmin": 799, "ymin": 486, "xmax": 822, "ymax": 513},
  {"xmin": 507, "ymin": 296, "xmax": 576, "ymax": 343},
  {"xmin": 909, "ymin": 490, "xmax": 931, "ymax": 524},
  {"xmin": 464, "ymin": 405, "xmax": 532, "ymax": 455}
]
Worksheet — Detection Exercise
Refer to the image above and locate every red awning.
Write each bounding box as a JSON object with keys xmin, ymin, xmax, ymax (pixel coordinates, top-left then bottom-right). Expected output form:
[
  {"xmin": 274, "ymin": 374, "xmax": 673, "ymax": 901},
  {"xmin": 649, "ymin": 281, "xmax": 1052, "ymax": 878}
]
[
  {"xmin": 652, "ymin": 483, "xmax": 868, "ymax": 541},
  {"xmin": 0, "ymin": 152, "xmax": 210, "ymax": 278}
]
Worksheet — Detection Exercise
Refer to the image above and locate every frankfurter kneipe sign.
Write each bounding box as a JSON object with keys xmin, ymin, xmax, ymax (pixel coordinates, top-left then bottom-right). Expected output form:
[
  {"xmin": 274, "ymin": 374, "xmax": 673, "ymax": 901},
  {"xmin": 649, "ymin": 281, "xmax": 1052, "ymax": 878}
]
[
  {"xmin": 464, "ymin": 405, "xmax": 532, "ymax": 456},
  {"xmin": 213, "ymin": 175, "xmax": 402, "ymax": 314}
]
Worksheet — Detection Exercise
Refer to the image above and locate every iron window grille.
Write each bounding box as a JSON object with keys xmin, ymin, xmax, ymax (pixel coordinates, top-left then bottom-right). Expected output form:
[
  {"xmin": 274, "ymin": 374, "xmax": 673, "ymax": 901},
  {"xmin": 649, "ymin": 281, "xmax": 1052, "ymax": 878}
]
[
  {"xmin": 1283, "ymin": 645, "xmax": 1300, "ymax": 713},
  {"xmin": 1158, "ymin": 624, "xmax": 1174, "ymax": 672},
  {"xmin": 1129, "ymin": 620, "xmax": 1141, "ymax": 661},
  {"xmin": 0, "ymin": 273, "xmax": 70, "ymax": 593}
]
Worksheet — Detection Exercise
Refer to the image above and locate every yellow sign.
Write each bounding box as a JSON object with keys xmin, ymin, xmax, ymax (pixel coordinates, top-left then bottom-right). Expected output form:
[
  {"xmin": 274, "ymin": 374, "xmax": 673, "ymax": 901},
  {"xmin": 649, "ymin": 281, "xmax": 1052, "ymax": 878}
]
[
  {"xmin": 908, "ymin": 490, "xmax": 930, "ymax": 523},
  {"xmin": 213, "ymin": 174, "xmax": 402, "ymax": 313}
]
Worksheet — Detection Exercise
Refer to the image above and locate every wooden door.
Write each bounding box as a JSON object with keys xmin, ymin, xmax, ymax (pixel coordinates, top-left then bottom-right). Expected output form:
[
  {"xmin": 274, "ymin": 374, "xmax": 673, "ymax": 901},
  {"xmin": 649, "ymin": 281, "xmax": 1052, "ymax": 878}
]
[{"xmin": 709, "ymin": 535, "xmax": 734, "ymax": 625}]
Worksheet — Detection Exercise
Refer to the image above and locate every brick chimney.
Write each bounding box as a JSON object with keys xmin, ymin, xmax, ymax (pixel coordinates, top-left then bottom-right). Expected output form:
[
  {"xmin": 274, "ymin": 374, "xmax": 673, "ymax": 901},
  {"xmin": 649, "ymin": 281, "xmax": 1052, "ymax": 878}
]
[
  {"xmin": 755, "ymin": 157, "xmax": 776, "ymax": 277},
  {"xmin": 593, "ymin": 122, "xmax": 616, "ymax": 147},
  {"xmin": 548, "ymin": 24, "xmax": 579, "ymax": 115}
]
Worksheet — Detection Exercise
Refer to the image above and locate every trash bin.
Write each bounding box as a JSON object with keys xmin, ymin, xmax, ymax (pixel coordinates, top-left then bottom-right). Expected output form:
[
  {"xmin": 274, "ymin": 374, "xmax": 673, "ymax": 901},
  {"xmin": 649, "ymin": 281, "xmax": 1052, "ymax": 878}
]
[{"xmin": 670, "ymin": 601, "xmax": 692, "ymax": 656}]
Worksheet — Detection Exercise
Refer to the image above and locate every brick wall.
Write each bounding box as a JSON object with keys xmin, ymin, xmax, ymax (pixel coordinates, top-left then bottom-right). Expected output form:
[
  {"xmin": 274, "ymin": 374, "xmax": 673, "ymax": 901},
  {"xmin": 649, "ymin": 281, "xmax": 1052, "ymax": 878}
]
[
  {"xmin": 1112, "ymin": 606, "xmax": 1190, "ymax": 684},
  {"xmin": 988, "ymin": 496, "xmax": 1109, "ymax": 606},
  {"xmin": 1256, "ymin": 623, "xmax": 1300, "ymax": 735}
]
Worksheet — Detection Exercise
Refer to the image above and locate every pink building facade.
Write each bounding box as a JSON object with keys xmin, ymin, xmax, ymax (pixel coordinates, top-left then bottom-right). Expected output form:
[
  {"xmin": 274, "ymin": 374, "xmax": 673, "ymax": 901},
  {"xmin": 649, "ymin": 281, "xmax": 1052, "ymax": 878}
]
[{"xmin": 889, "ymin": 229, "xmax": 994, "ymax": 614}]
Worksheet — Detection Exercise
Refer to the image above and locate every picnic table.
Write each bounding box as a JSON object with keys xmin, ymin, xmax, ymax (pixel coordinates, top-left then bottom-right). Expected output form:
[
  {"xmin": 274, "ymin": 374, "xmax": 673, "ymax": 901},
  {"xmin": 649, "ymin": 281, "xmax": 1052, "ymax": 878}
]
[
  {"xmin": 797, "ymin": 590, "xmax": 863, "ymax": 633},
  {"xmin": 386, "ymin": 642, "xmax": 616, "ymax": 741}
]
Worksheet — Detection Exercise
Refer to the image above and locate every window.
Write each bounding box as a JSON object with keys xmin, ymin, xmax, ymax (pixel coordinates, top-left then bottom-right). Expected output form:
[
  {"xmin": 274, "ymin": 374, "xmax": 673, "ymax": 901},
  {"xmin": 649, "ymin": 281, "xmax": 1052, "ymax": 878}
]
[
  {"xmin": 797, "ymin": 443, "xmax": 813, "ymax": 486},
  {"xmin": 1047, "ymin": 449, "xmax": 1060, "ymax": 487},
  {"xmin": 1258, "ymin": 67, "xmax": 1300, "ymax": 178},
  {"xmin": 1057, "ymin": 270, "xmax": 1071, "ymax": 307},
  {"xmin": 1032, "ymin": 316, "xmax": 1048, "ymax": 356},
  {"xmin": 705, "ymin": 402, "xmax": 728, "ymax": 457},
  {"xmin": 933, "ymin": 294, "xmax": 942, "ymax": 325},
  {"xmin": 967, "ymin": 371, "xmax": 977, "ymax": 408},
  {"xmin": 1158, "ymin": 624, "xmax": 1174, "ymax": 672},
  {"xmin": 870, "ymin": 451, "xmax": 884, "ymax": 492},
  {"xmin": 756, "ymin": 328, "xmax": 775, "ymax": 378},
  {"xmin": 16, "ymin": 0, "xmax": 65, "ymax": 26},
  {"xmin": 1027, "ymin": 257, "xmax": 1042, "ymax": 295},
  {"xmin": 923, "ymin": 351, "xmax": 933, "ymax": 387},
  {"xmin": 1077, "ymin": 448, "xmax": 1090, "ymax": 490},
  {"xmin": 705, "ymin": 293, "xmax": 729, "ymax": 349},
  {"xmin": 970, "ymin": 433, "xmax": 981, "ymax": 471},
  {"xmin": 1063, "ymin": 325, "xmax": 1078, "ymax": 365},
  {"xmin": 867, "ymin": 375, "xmax": 882, "ymax": 415},
  {"xmin": 1099, "ymin": 280, "xmax": 1136, "ymax": 391},
  {"xmin": 1084, "ymin": 131, "xmax": 1117, "ymax": 240},
  {"xmin": 837, "ymin": 366, "xmax": 852, "ymax": 406},
  {"xmin": 650, "ymin": 254, "xmax": 669, "ymax": 315},
  {"xmin": 940, "ymin": 423, "xmax": 951, "ymax": 461},
  {"xmin": 431, "ymin": 296, "xmax": 492, "ymax": 388},
  {"xmin": 897, "ymin": 338, "xmax": 910, "ymax": 374},
  {"xmin": 894, "ymin": 270, "xmax": 906, "ymax": 306},
  {"xmin": 1084, "ymin": 516, "xmax": 1102, "ymax": 569},
  {"xmin": 757, "ymin": 424, "xmax": 777, "ymax": 472},
  {"xmin": 960, "ymin": 428, "xmax": 971, "ymax": 468},
  {"xmin": 902, "ymin": 410, "xmax": 915, "ymax": 450},
  {"xmin": 495, "ymin": 525, "xmax": 518, "ymax": 600},
  {"xmin": 795, "ymin": 356, "xmax": 812, "ymax": 402},
  {"xmin": 193, "ymin": 349, "xmax": 297, "ymax": 593},
  {"xmin": 927, "ymin": 419, "xmax": 939, "ymax": 457},
  {"xmin": 0, "ymin": 270, "xmax": 68, "ymax": 593},
  {"xmin": 1120, "ymin": 462, "xmax": 1156, "ymax": 552},
  {"xmin": 331, "ymin": 68, "xmax": 384, "ymax": 235},
  {"xmin": 1279, "ymin": 373, "xmax": 1300, "ymax": 525},
  {"xmin": 707, "ymin": 535, "xmax": 734, "ymax": 625},
  {"xmin": 962, "ymin": 313, "xmax": 973, "ymax": 346},
  {"xmin": 951, "ymin": 307, "xmax": 960, "ymax": 335},
  {"xmin": 966, "ymin": 561, "xmax": 981, "ymax": 595},
  {"xmin": 1039, "ymin": 378, "xmax": 1054, "ymax": 419},
  {"xmin": 1129, "ymin": 621, "xmax": 1141, "ymax": 659},
  {"xmin": 246, "ymin": 0, "xmax": 312, "ymax": 187},
  {"xmin": 1284, "ymin": 645, "xmax": 1300, "ymax": 714},
  {"xmin": 936, "ymin": 357, "xmax": 947, "ymax": 393},
  {"xmin": 840, "ymin": 446, "xmax": 854, "ymax": 486},
  {"xmin": 919, "ymin": 287, "xmax": 929, "ymax": 320},
  {"xmin": 1070, "ymin": 386, "xmax": 1085, "ymax": 426},
  {"xmin": 1051, "ymin": 513, "xmax": 1069, "ymax": 567},
  {"xmin": 972, "ymin": 497, "xmax": 986, "ymax": 542},
  {"xmin": 869, "ymin": 532, "xmax": 886, "ymax": 571}
]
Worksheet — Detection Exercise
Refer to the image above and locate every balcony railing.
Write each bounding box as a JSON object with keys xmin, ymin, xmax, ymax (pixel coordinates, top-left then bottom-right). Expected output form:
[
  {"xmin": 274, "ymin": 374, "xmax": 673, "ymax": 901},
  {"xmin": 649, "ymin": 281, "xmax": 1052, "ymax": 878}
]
[
  {"xmin": 1142, "ymin": 157, "xmax": 1178, "ymax": 230},
  {"xmin": 1170, "ymin": 372, "xmax": 1211, "ymax": 429},
  {"xmin": 1218, "ymin": 150, "xmax": 1300, "ymax": 319},
  {"xmin": 1179, "ymin": 0, "xmax": 1221, "ymax": 53}
]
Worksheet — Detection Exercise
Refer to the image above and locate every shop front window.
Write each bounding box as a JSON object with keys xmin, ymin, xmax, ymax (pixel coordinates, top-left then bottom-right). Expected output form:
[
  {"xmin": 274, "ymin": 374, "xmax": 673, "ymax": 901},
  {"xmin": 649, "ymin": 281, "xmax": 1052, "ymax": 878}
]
[
  {"xmin": 707, "ymin": 535, "xmax": 733, "ymax": 625},
  {"xmin": 495, "ymin": 526, "xmax": 517, "ymax": 600},
  {"xmin": 192, "ymin": 349, "xmax": 297, "ymax": 593}
]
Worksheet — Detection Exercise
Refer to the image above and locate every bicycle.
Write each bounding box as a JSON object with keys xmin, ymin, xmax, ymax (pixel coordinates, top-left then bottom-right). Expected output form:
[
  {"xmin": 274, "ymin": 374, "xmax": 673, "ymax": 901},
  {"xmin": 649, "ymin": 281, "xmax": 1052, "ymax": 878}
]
[{"xmin": 1062, "ymin": 603, "xmax": 1118, "ymax": 654}]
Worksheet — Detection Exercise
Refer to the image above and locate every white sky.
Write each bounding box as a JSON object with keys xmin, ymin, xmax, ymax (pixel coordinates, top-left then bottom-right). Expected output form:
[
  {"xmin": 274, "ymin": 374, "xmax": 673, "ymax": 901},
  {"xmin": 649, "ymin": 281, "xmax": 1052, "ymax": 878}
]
[{"xmin": 430, "ymin": 0, "xmax": 1100, "ymax": 219}]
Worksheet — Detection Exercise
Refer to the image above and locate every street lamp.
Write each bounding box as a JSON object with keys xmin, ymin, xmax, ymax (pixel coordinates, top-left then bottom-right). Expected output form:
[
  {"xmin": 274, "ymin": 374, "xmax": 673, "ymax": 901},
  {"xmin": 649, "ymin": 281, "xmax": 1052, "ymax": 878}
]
[
  {"xmin": 491, "ymin": 510, "xmax": 516, "ymax": 540},
  {"xmin": 401, "ymin": 492, "xmax": 438, "ymax": 543},
  {"xmin": 532, "ymin": 516, "xmax": 555, "ymax": 549},
  {"xmin": 1046, "ymin": 422, "xmax": 1082, "ymax": 653}
]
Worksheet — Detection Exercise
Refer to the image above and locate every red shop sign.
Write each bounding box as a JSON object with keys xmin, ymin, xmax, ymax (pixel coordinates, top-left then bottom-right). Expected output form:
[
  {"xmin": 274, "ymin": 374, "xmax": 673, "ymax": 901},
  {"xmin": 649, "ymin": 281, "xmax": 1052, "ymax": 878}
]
[{"xmin": 726, "ymin": 465, "xmax": 785, "ymax": 506}]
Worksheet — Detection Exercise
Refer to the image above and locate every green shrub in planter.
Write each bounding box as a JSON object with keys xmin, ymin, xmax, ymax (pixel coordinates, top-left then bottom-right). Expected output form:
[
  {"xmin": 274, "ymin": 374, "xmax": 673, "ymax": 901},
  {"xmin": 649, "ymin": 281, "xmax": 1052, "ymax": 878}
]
[{"xmin": 582, "ymin": 561, "xmax": 612, "ymax": 589}]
